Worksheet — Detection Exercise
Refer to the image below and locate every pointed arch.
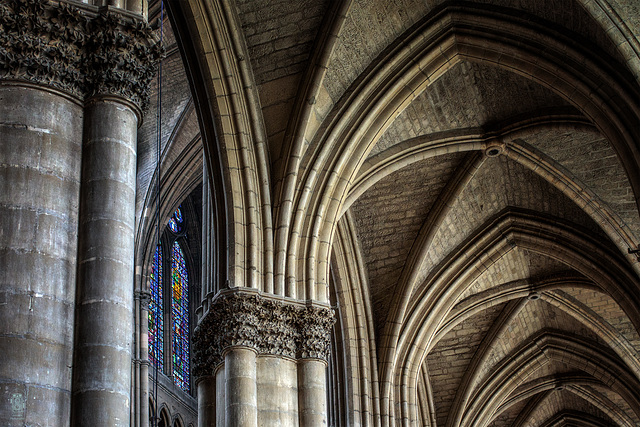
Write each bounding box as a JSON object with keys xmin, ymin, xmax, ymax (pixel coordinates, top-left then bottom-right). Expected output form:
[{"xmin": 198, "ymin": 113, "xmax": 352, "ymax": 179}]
[
  {"xmin": 166, "ymin": 0, "xmax": 273, "ymax": 291},
  {"xmin": 331, "ymin": 212, "xmax": 381, "ymax": 426},
  {"xmin": 282, "ymin": 3, "xmax": 640, "ymax": 309},
  {"xmin": 387, "ymin": 209, "xmax": 640, "ymax": 424},
  {"xmin": 461, "ymin": 333, "xmax": 640, "ymax": 426}
]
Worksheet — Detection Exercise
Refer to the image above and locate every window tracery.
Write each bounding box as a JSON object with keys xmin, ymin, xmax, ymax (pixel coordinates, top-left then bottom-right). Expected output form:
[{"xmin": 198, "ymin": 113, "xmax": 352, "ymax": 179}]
[{"xmin": 148, "ymin": 205, "xmax": 192, "ymax": 393}]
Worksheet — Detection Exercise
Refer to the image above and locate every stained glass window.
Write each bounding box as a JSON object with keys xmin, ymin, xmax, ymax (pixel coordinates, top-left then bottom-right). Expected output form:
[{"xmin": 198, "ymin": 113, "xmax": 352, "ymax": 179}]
[
  {"xmin": 171, "ymin": 241, "xmax": 190, "ymax": 392},
  {"xmin": 168, "ymin": 206, "xmax": 183, "ymax": 233},
  {"xmin": 148, "ymin": 245, "xmax": 163, "ymax": 370},
  {"xmin": 149, "ymin": 205, "xmax": 192, "ymax": 394}
]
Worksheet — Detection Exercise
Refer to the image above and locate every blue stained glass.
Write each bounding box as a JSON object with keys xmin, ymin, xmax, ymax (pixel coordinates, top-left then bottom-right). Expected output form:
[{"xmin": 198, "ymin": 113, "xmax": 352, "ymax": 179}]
[
  {"xmin": 171, "ymin": 241, "xmax": 190, "ymax": 392},
  {"xmin": 148, "ymin": 246, "xmax": 163, "ymax": 370},
  {"xmin": 168, "ymin": 206, "xmax": 183, "ymax": 233}
]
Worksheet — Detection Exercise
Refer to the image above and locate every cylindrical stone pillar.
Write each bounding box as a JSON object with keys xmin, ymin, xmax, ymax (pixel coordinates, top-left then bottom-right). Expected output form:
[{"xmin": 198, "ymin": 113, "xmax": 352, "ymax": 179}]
[
  {"xmin": 225, "ymin": 347, "xmax": 258, "ymax": 427},
  {"xmin": 217, "ymin": 366, "xmax": 227, "ymax": 427},
  {"xmin": 0, "ymin": 84, "xmax": 82, "ymax": 426},
  {"xmin": 198, "ymin": 375, "xmax": 217, "ymax": 427},
  {"xmin": 137, "ymin": 291, "xmax": 150, "ymax": 427},
  {"xmin": 257, "ymin": 356, "xmax": 299, "ymax": 426},
  {"xmin": 298, "ymin": 359, "xmax": 328, "ymax": 427},
  {"xmin": 71, "ymin": 97, "xmax": 139, "ymax": 426}
]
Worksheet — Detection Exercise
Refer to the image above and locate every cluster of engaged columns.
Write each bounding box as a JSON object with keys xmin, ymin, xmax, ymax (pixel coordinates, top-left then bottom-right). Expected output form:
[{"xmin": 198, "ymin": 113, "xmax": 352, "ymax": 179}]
[
  {"xmin": 193, "ymin": 290, "xmax": 335, "ymax": 426},
  {"xmin": 0, "ymin": 0, "xmax": 159, "ymax": 425}
]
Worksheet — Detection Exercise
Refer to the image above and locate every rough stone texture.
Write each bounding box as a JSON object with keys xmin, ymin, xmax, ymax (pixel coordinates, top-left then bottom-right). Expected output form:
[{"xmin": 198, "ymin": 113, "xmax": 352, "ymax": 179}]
[
  {"xmin": 0, "ymin": 0, "xmax": 161, "ymax": 109},
  {"xmin": 297, "ymin": 359, "xmax": 328, "ymax": 427},
  {"xmin": 477, "ymin": 299, "xmax": 608, "ymax": 389},
  {"xmin": 256, "ymin": 356, "xmax": 298, "ymax": 425},
  {"xmin": 351, "ymin": 153, "xmax": 465, "ymax": 335},
  {"xmin": 236, "ymin": 0, "xmax": 330, "ymax": 159},
  {"xmin": 323, "ymin": 0, "xmax": 434, "ymax": 105},
  {"xmin": 582, "ymin": 384, "xmax": 640, "ymax": 426},
  {"xmin": 136, "ymin": 0, "xmax": 640, "ymax": 424},
  {"xmin": 225, "ymin": 348, "xmax": 258, "ymax": 427},
  {"xmin": 236, "ymin": 0, "xmax": 328, "ymax": 86},
  {"xmin": 486, "ymin": 398, "xmax": 529, "ymax": 427},
  {"xmin": 4, "ymin": 0, "xmax": 640, "ymax": 424},
  {"xmin": 72, "ymin": 99, "xmax": 138, "ymax": 426},
  {"xmin": 0, "ymin": 85, "xmax": 81, "ymax": 427},
  {"xmin": 321, "ymin": 0, "xmax": 623, "ymax": 125},
  {"xmin": 192, "ymin": 291, "xmax": 334, "ymax": 379},
  {"xmin": 371, "ymin": 61, "xmax": 572, "ymax": 157},
  {"xmin": 136, "ymin": 18, "xmax": 195, "ymax": 231},
  {"xmin": 525, "ymin": 389, "xmax": 614, "ymax": 426},
  {"xmin": 413, "ymin": 156, "xmax": 605, "ymax": 295},
  {"xmin": 524, "ymin": 128, "xmax": 640, "ymax": 237},
  {"xmin": 427, "ymin": 303, "xmax": 506, "ymax": 427},
  {"xmin": 562, "ymin": 288, "xmax": 640, "ymax": 355}
]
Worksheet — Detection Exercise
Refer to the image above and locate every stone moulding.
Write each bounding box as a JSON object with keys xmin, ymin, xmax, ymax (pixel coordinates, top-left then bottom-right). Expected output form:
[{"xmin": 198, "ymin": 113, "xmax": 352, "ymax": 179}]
[
  {"xmin": 0, "ymin": 0, "xmax": 162, "ymax": 111},
  {"xmin": 192, "ymin": 291, "xmax": 335, "ymax": 380}
]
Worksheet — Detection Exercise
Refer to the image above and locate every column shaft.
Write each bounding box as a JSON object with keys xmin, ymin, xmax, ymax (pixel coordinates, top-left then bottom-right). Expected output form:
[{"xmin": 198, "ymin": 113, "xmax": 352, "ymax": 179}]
[
  {"xmin": 72, "ymin": 98, "xmax": 138, "ymax": 426},
  {"xmin": 257, "ymin": 356, "xmax": 298, "ymax": 426},
  {"xmin": 298, "ymin": 360, "xmax": 328, "ymax": 427},
  {"xmin": 217, "ymin": 366, "xmax": 227, "ymax": 427},
  {"xmin": 225, "ymin": 348, "xmax": 258, "ymax": 427},
  {"xmin": 0, "ymin": 85, "xmax": 82, "ymax": 426},
  {"xmin": 198, "ymin": 376, "xmax": 217, "ymax": 427}
]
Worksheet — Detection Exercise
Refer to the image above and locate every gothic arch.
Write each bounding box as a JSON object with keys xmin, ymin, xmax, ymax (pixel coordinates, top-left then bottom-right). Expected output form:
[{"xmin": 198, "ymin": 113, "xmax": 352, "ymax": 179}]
[
  {"xmin": 283, "ymin": 3, "xmax": 640, "ymax": 308},
  {"xmin": 461, "ymin": 333, "xmax": 640, "ymax": 426},
  {"xmin": 386, "ymin": 209, "xmax": 640, "ymax": 423},
  {"xmin": 166, "ymin": 0, "xmax": 273, "ymax": 291}
]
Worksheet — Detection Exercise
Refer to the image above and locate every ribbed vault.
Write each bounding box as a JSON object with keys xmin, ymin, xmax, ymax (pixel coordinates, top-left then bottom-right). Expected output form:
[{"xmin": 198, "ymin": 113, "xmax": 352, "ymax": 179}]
[{"xmin": 146, "ymin": 0, "xmax": 640, "ymax": 424}]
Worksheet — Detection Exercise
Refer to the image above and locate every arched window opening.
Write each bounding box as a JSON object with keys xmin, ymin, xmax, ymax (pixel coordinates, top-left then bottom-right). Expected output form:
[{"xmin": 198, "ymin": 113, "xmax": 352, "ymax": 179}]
[
  {"xmin": 171, "ymin": 240, "xmax": 190, "ymax": 392},
  {"xmin": 149, "ymin": 245, "xmax": 164, "ymax": 370},
  {"xmin": 168, "ymin": 206, "xmax": 183, "ymax": 233},
  {"xmin": 148, "ymin": 200, "xmax": 199, "ymax": 396},
  {"xmin": 158, "ymin": 408, "xmax": 170, "ymax": 427}
]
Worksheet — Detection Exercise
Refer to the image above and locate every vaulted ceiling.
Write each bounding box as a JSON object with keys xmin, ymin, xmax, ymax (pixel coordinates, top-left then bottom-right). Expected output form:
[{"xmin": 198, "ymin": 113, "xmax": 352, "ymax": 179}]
[{"xmin": 141, "ymin": 0, "xmax": 640, "ymax": 424}]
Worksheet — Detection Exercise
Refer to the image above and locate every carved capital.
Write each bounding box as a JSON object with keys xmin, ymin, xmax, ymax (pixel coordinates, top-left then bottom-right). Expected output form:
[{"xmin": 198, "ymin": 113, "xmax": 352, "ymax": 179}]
[
  {"xmin": 0, "ymin": 0, "xmax": 86, "ymax": 97},
  {"xmin": 297, "ymin": 305, "xmax": 335, "ymax": 361},
  {"xmin": 192, "ymin": 292, "xmax": 335, "ymax": 380},
  {"xmin": 0, "ymin": 0, "xmax": 161, "ymax": 110},
  {"xmin": 84, "ymin": 10, "xmax": 162, "ymax": 110}
]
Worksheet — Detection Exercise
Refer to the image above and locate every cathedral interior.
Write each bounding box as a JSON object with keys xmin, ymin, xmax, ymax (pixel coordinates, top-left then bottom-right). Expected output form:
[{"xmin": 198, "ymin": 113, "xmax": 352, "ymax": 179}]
[{"xmin": 1, "ymin": 0, "xmax": 640, "ymax": 425}]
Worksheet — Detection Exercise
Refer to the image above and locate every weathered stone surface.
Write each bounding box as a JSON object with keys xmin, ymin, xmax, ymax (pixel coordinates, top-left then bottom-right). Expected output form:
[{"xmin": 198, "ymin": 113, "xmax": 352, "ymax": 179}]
[
  {"xmin": 192, "ymin": 291, "xmax": 335, "ymax": 380},
  {"xmin": 0, "ymin": 0, "xmax": 162, "ymax": 110},
  {"xmin": 0, "ymin": 84, "xmax": 81, "ymax": 426}
]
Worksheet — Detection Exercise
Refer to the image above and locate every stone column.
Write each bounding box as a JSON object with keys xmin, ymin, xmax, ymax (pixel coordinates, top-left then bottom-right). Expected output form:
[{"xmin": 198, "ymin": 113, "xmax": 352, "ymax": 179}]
[
  {"xmin": 71, "ymin": 96, "xmax": 139, "ymax": 425},
  {"xmin": 297, "ymin": 307, "xmax": 334, "ymax": 427},
  {"xmin": 192, "ymin": 290, "xmax": 334, "ymax": 427},
  {"xmin": 226, "ymin": 348, "xmax": 258, "ymax": 426},
  {"xmin": 0, "ymin": 84, "xmax": 82, "ymax": 427},
  {"xmin": 198, "ymin": 375, "xmax": 217, "ymax": 427},
  {"xmin": 257, "ymin": 357, "xmax": 298, "ymax": 425},
  {"xmin": 70, "ymin": 9, "xmax": 160, "ymax": 427},
  {"xmin": 0, "ymin": 2, "xmax": 84, "ymax": 425},
  {"xmin": 297, "ymin": 360, "xmax": 328, "ymax": 427}
]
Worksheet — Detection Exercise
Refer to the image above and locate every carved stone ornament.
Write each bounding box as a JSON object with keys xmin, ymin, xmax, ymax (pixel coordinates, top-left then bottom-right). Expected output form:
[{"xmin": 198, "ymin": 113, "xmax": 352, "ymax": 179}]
[
  {"xmin": 0, "ymin": 0, "xmax": 162, "ymax": 110},
  {"xmin": 192, "ymin": 292, "xmax": 335, "ymax": 380},
  {"xmin": 84, "ymin": 9, "xmax": 163, "ymax": 110},
  {"xmin": 0, "ymin": 0, "xmax": 86, "ymax": 97}
]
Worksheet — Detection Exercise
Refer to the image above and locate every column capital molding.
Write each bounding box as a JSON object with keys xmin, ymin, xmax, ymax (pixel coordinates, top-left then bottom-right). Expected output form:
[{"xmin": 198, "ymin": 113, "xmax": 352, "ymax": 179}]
[
  {"xmin": 0, "ymin": 0, "xmax": 162, "ymax": 111},
  {"xmin": 192, "ymin": 290, "xmax": 335, "ymax": 380}
]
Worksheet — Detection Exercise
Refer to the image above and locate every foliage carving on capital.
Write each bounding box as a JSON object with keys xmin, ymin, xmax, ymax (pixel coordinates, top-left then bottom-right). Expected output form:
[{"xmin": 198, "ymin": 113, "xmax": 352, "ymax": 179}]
[
  {"xmin": 297, "ymin": 305, "xmax": 335, "ymax": 361},
  {"xmin": 84, "ymin": 10, "xmax": 162, "ymax": 110},
  {"xmin": 192, "ymin": 292, "xmax": 335, "ymax": 380},
  {"xmin": 0, "ymin": 0, "xmax": 162, "ymax": 109},
  {"xmin": 0, "ymin": 0, "xmax": 86, "ymax": 97}
]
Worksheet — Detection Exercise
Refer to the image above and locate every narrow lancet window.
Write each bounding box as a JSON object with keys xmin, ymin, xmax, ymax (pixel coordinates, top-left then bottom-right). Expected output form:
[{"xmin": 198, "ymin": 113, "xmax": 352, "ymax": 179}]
[
  {"xmin": 149, "ymin": 245, "xmax": 164, "ymax": 370},
  {"xmin": 171, "ymin": 241, "xmax": 190, "ymax": 392}
]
